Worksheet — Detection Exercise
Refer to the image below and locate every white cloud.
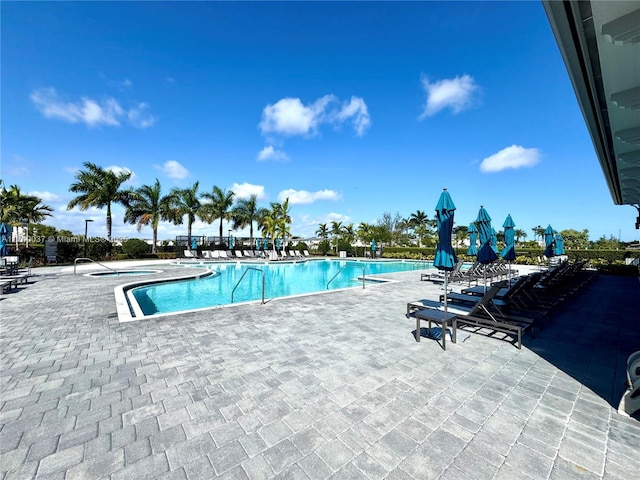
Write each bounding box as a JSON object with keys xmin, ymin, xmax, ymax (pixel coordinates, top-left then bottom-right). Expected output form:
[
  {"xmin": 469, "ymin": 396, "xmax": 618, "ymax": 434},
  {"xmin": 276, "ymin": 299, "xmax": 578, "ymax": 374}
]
[
  {"xmin": 156, "ymin": 160, "xmax": 189, "ymax": 179},
  {"xmin": 277, "ymin": 189, "xmax": 340, "ymax": 205},
  {"xmin": 106, "ymin": 165, "xmax": 136, "ymax": 184},
  {"xmin": 259, "ymin": 94, "xmax": 370, "ymax": 138},
  {"xmin": 29, "ymin": 191, "xmax": 62, "ymax": 202},
  {"xmin": 231, "ymin": 182, "xmax": 266, "ymax": 200},
  {"xmin": 257, "ymin": 145, "xmax": 289, "ymax": 162},
  {"xmin": 336, "ymin": 96, "xmax": 371, "ymax": 136},
  {"xmin": 419, "ymin": 74, "xmax": 479, "ymax": 118},
  {"xmin": 30, "ymin": 87, "xmax": 156, "ymax": 128},
  {"xmin": 127, "ymin": 103, "xmax": 156, "ymax": 128},
  {"xmin": 480, "ymin": 145, "xmax": 540, "ymax": 172},
  {"xmin": 323, "ymin": 212, "xmax": 351, "ymax": 223}
]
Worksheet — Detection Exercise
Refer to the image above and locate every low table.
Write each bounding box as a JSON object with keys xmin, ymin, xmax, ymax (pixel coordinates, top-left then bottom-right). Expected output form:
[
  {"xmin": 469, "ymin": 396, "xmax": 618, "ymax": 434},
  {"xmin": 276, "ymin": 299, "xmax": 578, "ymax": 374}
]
[{"xmin": 411, "ymin": 308, "xmax": 457, "ymax": 350}]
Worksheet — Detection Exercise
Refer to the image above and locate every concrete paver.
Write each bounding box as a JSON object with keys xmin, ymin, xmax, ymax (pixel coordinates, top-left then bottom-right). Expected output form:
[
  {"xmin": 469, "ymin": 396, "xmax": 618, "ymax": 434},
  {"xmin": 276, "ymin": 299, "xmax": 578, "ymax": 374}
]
[{"xmin": 1, "ymin": 260, "xmax": 639, "ymax": 479}]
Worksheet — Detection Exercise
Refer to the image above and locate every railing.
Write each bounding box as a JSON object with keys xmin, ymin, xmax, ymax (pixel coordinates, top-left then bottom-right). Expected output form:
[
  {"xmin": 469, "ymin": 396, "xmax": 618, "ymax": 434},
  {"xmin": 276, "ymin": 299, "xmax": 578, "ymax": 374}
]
[
  {"xmin": 326, "ymin": 263, "xmax": 366, "ymax": 290},
  {"xmin": 231, "ymin": 267, "xmax": 265, "ymax": 304},
  {"xmin": 74, "ymin": 257, "xmax": 120, "ymax": 275}
]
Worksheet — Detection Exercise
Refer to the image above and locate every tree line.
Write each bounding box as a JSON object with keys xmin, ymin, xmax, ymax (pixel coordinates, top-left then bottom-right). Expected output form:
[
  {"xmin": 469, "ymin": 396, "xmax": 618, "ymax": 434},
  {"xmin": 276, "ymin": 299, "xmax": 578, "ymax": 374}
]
[{"xmin": 1, "ymin": 162, "xmax": 631, "ymax": 255}]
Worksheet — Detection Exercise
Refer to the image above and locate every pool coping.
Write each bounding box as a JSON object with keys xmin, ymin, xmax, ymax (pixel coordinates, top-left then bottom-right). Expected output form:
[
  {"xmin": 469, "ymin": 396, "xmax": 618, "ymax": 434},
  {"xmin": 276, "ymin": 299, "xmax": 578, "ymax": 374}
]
[{"xmin": 113, "ymin": 260, "xmax": 419, "ymax": 323}]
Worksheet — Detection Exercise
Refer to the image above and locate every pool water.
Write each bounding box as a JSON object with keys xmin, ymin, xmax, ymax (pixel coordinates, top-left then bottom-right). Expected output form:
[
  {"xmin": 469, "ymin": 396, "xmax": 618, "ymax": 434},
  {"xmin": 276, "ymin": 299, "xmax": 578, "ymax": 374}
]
[{"xmin": 131, "ymin": 260, "xmax": 431, "ymax": 316}]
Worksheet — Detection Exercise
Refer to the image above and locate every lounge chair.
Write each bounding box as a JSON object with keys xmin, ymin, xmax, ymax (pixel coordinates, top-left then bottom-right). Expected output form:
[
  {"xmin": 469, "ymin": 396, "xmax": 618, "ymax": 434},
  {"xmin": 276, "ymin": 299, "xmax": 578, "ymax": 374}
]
[
  {"xmin": 303, "ymin": 250, "xmax": 311, "ymax": 257},
  {"xmin": 420, "ymin": 260, "xmax": 463, "ymax": 283},
  {"xmin": 183, "ymin": 249, "xmax": 198, "ymax": 259},
  {"xmin": 234, "ymin": 250, "xmax": 244, "ymax": 259},
  {"xmin": 407, "ymin": 285, "xmax": 534, "ymax": 349},
  {"xmin": 618, "ymin": 350, "xmax": 640, "ymax": 417}
]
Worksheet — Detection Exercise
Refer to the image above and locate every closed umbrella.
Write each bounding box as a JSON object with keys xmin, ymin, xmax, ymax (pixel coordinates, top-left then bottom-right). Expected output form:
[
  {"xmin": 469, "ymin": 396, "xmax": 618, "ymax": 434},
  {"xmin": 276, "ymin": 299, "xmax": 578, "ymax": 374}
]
[
  {"xmin": 543, "ymin": 225, "xmax": 555, "ymax": 258},
  {"xmin": 467, "ymin": 224, "xmax": 478, "ymax": 256},
  {"xmin": 371, "ymin": 239, "xmax": 377, "ymax": 258},
  {"xmin": 476, "ymin": 206, "xmax": 498, "ymax": 291},
  {"xmin": 433, "ymin": 188, "xmax": 457, "ymax": 312},
  {"xmin": 276, "ymin": 238, "xmax": 281, "ymax": 252},
  {"xmin": 228, "ymin": 235, "xmax": 233, "ymax": 250},
  {"xmin": 0, "ymin": 222, "xmax": 8, "ymax": 256},
  {"xmin": 554, "ymin": 232, "xmax": 565, "ymax": 256},
  {"xmin": 500, "ymin": 214, "xmax": 517, "ymax": 281},
  {"xmin": 491, "ymin": 227, "xmax": 498, "ymax": 253},
  {"xmin": 191, "ymin": 237, "xmax": 197, "ymax": 250}
]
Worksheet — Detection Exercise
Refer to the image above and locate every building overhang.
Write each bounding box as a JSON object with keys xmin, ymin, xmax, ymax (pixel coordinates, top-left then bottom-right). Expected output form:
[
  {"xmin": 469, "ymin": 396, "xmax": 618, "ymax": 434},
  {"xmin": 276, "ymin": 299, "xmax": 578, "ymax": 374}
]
[{"xmin": 543, "ymin": 0, "xmax": 640, "ymax": 211}]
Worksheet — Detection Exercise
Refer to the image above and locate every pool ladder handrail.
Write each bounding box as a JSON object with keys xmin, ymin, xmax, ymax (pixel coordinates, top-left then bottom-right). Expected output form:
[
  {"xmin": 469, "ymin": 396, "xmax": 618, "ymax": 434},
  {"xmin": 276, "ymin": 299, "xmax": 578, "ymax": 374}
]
[
  {"xmin": 74, "ymin": 257, "xmax": 119, "ymax": 276},
  {"xmin": 231, "ymin": 267, "xmax": 265, "ymax": 304},
  {"xmin": 327, "ymin": 263, "xmax": 366, "ymax": 289}
]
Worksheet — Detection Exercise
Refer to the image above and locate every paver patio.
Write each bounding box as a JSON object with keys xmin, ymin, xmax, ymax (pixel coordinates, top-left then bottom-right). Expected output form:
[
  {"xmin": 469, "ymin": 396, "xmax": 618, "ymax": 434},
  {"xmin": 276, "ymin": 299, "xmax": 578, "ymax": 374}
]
[{"xmin": 1, "ymin": 261, "xmax": 638, "ymax": 479}]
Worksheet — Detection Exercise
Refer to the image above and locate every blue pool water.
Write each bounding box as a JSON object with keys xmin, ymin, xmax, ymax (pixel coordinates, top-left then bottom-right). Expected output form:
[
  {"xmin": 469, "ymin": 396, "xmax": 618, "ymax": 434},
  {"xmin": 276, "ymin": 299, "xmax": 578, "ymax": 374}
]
[{"xmin": 131, "ymin": 259, "xmax": 432, "ymax": 315}]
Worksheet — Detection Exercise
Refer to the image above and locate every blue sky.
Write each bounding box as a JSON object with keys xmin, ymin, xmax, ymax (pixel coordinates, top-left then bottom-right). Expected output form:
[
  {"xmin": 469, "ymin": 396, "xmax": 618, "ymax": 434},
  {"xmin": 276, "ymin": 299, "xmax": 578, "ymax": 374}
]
[{"xmin": 2, "ymin": 1, "xmax": 637, "ymax": 242}]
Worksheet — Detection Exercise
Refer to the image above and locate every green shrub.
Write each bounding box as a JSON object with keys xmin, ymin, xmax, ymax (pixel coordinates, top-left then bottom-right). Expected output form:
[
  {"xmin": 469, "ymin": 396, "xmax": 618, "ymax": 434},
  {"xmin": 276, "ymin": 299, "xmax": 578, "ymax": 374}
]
[
  {"xmin": 318, "ymin": 239, "xmax": 331, "ymax": 256},
  {"xmin": 595, "ymin": 264, "xmax": 639, "ymax": 276},
  {"xmin": 121, "ymin": 238, "xmax": 150, "ymax": 258}
]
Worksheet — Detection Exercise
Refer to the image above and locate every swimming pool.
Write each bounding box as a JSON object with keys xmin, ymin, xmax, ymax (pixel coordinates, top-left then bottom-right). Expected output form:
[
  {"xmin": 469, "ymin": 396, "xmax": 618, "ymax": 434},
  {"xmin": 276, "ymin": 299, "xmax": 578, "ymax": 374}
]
[{"xmin": 128, "ymin": 259, "xmax": 432, "ymax": 317}]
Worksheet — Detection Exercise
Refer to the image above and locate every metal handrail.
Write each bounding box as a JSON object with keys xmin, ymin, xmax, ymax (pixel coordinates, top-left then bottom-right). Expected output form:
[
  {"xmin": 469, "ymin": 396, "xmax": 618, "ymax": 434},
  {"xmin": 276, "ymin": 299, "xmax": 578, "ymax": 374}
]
[
  {"xmin": 74, "ymin": 257, "xmax": 119, "ymax": 275},
  {"xmin": 231, "ymin": 267, "xmax": 265, "ymax": 304},
  {"xmin": 327, "ymin": 263, "xmax": 366, "ymax": 289}
]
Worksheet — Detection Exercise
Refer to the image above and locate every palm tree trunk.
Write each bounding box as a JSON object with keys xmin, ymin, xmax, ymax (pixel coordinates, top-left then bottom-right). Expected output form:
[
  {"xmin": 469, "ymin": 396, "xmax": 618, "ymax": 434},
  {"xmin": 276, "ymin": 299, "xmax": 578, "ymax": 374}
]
[
  {"xmin": 152, "ymin": 229, "xmax": 158, "ymax": 254},
  {"xmin": 106, "ymin": 203, "xmax": 112, "ymax": 242}
]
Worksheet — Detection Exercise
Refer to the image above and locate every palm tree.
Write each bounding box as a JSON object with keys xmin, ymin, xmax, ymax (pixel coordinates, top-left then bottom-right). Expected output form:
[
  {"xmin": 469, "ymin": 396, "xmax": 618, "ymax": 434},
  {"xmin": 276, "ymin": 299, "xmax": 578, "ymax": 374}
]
[
  {"xmin": 202, "ymin": 186, "xmax": 235, "ymax": 241},
  {"xmin": 316, "ymin": 223, "xmax": 329, "ymax": 241},
  {"xmin": 259, "ymin": 210, "xmax": 279, "ymax": 255},
  {"xmin": 330, "ymin": 221, "xmax": 343, "ymax": 255},
  {"xmin": 231, "ymin": 194, "xmax": 267, "ymax": 247},
  {"xmin": 267, "ymin": 198, "xmax": 291, "ymax": 248},
  {"xmin": 124, "ymin": 179, "xmax": 170, "ymax": 253},
  {"xmin": 67, "ymin": 162, "xmax": 136, "ymax": 241},
  {"xmin": 409, "ymin": 210, "xmax": 428, "ymax": 247},
  {"xmin": 1, "ymin": 184, "xmax": 53, "ymax": 247},
  {"xmin": 453, "ymin": 225, "xmax": 468, "ymax": 247},
  {"xmin": 514, "ymin": 229, "xmax": 527, "ymax": 244},
  {"xmin": 165, "ymin": 182, "xmax": 203, "ymax": 249},
  {"xmin": 356, "ymin": 222, "xmax": 372, "ymax": 243}
]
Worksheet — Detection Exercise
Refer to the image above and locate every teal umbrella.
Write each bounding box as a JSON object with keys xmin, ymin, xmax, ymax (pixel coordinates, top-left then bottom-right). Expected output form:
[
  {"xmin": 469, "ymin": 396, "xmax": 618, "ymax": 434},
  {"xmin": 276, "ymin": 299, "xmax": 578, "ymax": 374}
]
[
  {"xmin": 276, "ymin": 238, "xmax": 281, "ymax": 251},
  {"xmin": 491, "ymin": 227, "xmax": 498, "ymax": 253},
  {"xmin": 500, "ymin": 214, "xmax": 516, "ymax": 261},
  {"xmin": 191, "ymin": 237, "xmax": 197, "ymax": 250},
  {"xmin": 554, "ymin": 232, "xmax": 565, "ymax": 255},
  {"xmin": 467, "ymin": 224, "xmax": 478, "ymax": 255},
  {"xmin": 543, "ymin": 225, "xmax": 555, "ymax": 258},
  {"xmin": 263, "ymin": 237, "xmax": 269, "ymax": 250},
  {"xmin": 500, "ymin": 214, "xmax": 517, "ymax": 281},
  {"xmin": 0, "ymin": 222, "xmax": 8, "ymax": 256},
  {"xmin": 433, "ymin": 188, "xmax": 457, "ymax": 312},
  {"xmin": 228, "ymin": 235, "xmax": 233, "ymax": 250},
  {"xmin": 371, "ymin": 239, "xmax": 376, "ymax": 258},
  {"xmin": 476, "ymin": 206, "xmax": 497, "ymax": 264},
  {"xmin": 476, "ymin": 206, "xmax": 498, "ymax": 291}
]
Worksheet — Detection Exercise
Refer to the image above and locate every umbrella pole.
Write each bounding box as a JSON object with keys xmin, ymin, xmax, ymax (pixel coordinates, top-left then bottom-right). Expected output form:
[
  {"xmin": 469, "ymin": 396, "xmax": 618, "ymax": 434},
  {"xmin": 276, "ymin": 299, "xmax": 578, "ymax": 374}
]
[
  {"xmin": 483, "ymin": 265, "xmax": 487, "ymax": 293},
  {"xmin": 444, "ymin": 273, "xmax": 448, "ymax": 312}
]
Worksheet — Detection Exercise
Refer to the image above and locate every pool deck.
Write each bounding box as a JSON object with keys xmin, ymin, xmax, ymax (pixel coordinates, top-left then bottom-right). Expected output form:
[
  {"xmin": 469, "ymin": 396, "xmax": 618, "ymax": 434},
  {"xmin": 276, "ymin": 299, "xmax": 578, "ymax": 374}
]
[{"xmin": 1, "ymin": 260, "xmax": 639, "ymax": 479}]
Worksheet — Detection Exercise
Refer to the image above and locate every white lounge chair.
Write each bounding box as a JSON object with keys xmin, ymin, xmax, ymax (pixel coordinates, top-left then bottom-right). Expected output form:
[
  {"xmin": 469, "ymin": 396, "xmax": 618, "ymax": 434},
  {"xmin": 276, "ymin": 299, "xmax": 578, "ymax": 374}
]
[
  {"xmin": 184, "ymin": 249, "xmax": 198, "ymax": 259},
  {"xmin": 618, "ymin": 351, "xmax": 640, "ymax": 417}
]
